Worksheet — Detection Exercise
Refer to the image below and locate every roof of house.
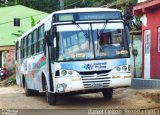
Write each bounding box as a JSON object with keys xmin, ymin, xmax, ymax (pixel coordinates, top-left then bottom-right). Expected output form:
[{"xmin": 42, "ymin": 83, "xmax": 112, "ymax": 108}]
[
  {"xmin": 133, "ymin": 0, "xmax": 160, "ymax": 16},
  {"xmin": 0, "ymin": 5, "xmax": 48, "ymax": 46}
]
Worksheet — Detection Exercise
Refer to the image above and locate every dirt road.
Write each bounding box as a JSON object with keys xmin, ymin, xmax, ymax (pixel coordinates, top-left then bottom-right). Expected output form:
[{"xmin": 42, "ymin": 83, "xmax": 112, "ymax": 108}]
[{"xmin": 0, "ymin": 85, "xmax": 160, "ymax": 109}]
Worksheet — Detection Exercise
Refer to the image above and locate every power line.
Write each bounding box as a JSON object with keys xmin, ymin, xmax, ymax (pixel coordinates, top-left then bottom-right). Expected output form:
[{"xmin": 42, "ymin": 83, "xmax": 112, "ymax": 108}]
[
  {"xmin": 64, "ymin": 0, "xmax": 82, "ymax": 9},
  {"xmin": 0, "ymin": 12, "xmax": 46, "ymax": 25}
]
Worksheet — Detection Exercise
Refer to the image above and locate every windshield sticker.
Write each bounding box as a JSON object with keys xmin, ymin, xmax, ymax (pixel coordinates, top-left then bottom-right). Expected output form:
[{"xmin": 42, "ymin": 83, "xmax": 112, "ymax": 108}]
[
  {"xmin": 121, "ymin": 50, "xmax": 128, "ymax": 54},
  {"xmin": 76, "ymin": 53, "xmax": 85, "ymax": 58},
  {"xmin": 116, "ymin": 50, "xmax": 128, "ymax": 55},
  {"xmin": 70, "ymin": 53, "xmax": 86, "ymax": 58},
  {"xmin": 99, "ymin": 52, "xmax": 107, "ymax": 56}
]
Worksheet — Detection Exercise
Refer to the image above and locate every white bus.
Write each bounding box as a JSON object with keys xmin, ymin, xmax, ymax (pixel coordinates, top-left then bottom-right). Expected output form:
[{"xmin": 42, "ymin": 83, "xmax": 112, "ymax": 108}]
[{"xmin": 15, "ymin": 8, "xmax": 131, "ymax": 105}]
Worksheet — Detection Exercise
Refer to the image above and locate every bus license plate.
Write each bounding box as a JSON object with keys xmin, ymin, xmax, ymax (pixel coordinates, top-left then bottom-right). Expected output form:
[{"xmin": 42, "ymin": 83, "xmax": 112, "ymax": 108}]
[{"xmin": 90, "ymin": 83, "xmax": 103, "ymax": 88}]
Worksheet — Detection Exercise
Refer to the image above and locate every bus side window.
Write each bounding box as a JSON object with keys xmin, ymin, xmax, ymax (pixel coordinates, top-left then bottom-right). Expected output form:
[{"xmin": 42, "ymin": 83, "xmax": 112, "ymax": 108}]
[
  {"xmin": 32, "ymin": 29, "xmax": 37, "ymax": 55},
  {"xmin": 37, "ymin": 25, "xmax": 44, "ymax": 53},
  {"xmin": 23, "ymin": 37, "xmax": 26, "ymax": 58},
  {"xmin": 26, "ymin": 35, "xmax": 29, "ymax": 57},
  {"xmin": 20, "ymin": 39, "xmax": 23, "ymax": 59},
  {"xmin": 16, "ymin": 41, "xmax": 19, "ymax": 60},
  {"xmin": 27, "ymin": 33, "xmax": 32, "ymax": 56},
  {"xmin": 36, "ymin": 41, "xmax": 40, "ymax": 53}
]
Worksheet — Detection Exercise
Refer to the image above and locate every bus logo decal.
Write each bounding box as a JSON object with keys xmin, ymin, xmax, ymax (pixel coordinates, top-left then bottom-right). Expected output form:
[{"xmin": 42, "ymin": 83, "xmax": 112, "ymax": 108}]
[{"xmin": 84, "ymin": 62, "xmax": 107, "ymax": 70}]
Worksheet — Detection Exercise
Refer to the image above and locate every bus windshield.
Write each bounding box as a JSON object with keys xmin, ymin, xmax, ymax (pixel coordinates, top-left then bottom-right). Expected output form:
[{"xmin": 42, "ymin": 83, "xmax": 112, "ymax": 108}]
[{"xmin": 55, "ymin": 22, "xmax": 129, "ymax": 61}]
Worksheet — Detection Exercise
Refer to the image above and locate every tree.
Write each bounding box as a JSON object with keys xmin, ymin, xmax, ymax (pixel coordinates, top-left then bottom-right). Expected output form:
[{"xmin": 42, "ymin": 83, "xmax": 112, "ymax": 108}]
[
  {"xmin": 117, "ymin": 0, "xmax": 141, "ymax": 30},
  {"xmin": 17, "ymin": 0, "xmax": 59, "ymax": 13},
  {"xmin": 17, "ymin": 0, "xmax": 116, "ymax": 13}
]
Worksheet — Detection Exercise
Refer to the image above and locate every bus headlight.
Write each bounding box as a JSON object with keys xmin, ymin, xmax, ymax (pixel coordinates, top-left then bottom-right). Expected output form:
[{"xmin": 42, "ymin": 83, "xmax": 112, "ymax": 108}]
[
  {"xmin": 61, "ymin": 70, "xmax": 67, "ymax": 76},
  {"xmin": 68, "ymin": 71, "xmax": 73, "ymax": 75},
  {"xmin": 122, "ymin": 66, "xmax": 127, "ymax": 71},
  {"xmin": 116, "ymin": 67, "xmax": 121, "ymax": 71}
]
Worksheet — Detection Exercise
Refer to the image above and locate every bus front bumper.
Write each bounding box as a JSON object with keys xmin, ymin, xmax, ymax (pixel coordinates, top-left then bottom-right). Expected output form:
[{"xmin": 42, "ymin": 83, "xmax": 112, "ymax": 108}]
[{"xmin": 54, "ymin": 73, "xmax": 132, "ymax": 93}]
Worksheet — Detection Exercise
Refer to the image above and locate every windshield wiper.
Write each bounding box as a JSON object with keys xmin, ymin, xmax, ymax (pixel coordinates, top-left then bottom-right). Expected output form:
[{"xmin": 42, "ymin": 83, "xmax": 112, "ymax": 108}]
[
  {"xmin": 75, "ymin": 24, "xmax": 91, "ymax": 48},
  {"xmin": 75, "ymin": 24, "xmax": 88, "ymax": 37},
  {"xmin": 96, "ymin": 23, "xmax": 107, "ymax": 49}
]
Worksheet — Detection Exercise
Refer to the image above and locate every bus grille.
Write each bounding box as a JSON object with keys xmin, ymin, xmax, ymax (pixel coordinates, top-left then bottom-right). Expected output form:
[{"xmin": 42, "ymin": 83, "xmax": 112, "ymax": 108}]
[
  {"xmin": 79, "ymin": 71, "xmax": 111, "ymax": 89},
  {"xmin": 79, "ymin": 70, "xmax": 111, "ymax": 76}
]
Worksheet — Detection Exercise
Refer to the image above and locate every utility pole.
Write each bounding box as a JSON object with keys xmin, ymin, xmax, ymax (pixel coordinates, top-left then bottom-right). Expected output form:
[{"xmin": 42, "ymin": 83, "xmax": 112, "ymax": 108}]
[{"xmin": 60, "ymin": 0, "xmax": 64, "ymax": 10}]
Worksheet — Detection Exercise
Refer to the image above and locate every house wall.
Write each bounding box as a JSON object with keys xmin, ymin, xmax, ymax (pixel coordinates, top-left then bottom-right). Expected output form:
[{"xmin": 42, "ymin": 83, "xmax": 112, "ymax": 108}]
[
  {"xmin": 130, "ymin": 34, "xmax": 142, "ymax": 78},
  {"xmin": 142, "ymin": 9, "xmax": 160, "ymax": 79}
]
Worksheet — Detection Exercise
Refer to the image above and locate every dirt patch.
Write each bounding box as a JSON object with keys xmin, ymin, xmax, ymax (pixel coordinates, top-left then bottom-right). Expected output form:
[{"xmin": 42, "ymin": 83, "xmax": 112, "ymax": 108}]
[
  {"xmin": 0, "ymin": 86, "xmax": 160, "ymax": 109},
  {"xmin": 137, "ymin": 90, "xmax": 160, "ymax": 103}
]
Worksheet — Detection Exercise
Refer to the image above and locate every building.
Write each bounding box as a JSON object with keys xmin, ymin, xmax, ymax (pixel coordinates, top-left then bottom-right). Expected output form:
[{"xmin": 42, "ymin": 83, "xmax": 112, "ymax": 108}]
[
  {"xmin": 130, "ymin": 31, "xmax": 142, "ymax": 78},
  {"xmin": 132, "ymin": 0, "xmax": 160, "ymax": 88},
  {"xmin": 0, "ymin": 5, "xmax": 48, "ymax": 72}
]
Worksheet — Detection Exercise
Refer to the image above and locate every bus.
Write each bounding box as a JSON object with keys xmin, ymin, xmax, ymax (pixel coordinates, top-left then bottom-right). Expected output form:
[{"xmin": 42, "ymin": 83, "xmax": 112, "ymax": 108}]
[{"xmin": 15, "ymin": 8, "xmax": 131, "ymax": 105}]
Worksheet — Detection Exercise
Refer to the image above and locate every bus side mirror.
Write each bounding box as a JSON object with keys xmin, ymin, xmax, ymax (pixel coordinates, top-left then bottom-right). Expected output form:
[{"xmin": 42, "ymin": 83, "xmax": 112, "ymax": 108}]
[{"xmin": 45, "ymin": 31, "xmax": 53, "ymax": 46}]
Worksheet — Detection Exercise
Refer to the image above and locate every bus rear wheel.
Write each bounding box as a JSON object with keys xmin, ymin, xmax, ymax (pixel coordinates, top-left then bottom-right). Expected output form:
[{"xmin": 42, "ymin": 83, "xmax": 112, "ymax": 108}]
[
  {"xmin": 24, "ymin": 80, "xmax": 34, "ymax": 96},
  {"xmin": 102, "ymin": 88, "xmax": 113, "ymax": 99},
  {"xmin": 45, "ymin": 80, "xmax": 56, "ymax": 105},
  {"xmin": 33, "ymin": 90, "xmax": 39, "ymax": 96}
]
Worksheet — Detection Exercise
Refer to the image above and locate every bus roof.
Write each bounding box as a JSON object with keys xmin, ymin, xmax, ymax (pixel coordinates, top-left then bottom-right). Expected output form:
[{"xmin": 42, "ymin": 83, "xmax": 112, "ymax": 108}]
[
  {"xmin": 53, "ymin": 8, "xmax": 121, "ymax": 14},
  {"xmin": 16, "ymin": 8, "xmax": 121, "ymax": 42}
]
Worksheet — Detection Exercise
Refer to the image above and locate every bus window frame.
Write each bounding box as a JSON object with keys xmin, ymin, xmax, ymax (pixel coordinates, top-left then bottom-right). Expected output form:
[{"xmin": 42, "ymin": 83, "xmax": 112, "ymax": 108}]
[
  {"xmin": 15, "ymin": 41, "xmax": 19, "ymax": 60},
  {"xmin": 37, "ymin": 24, "xmax": 45, "ymax": 53},
  {"xmin": 31, "ymin": 29, "xmax": 38, "ymax": 55},
  {"xmin": 53, "ymin": 21, "xmax": 130, "ymax": 62}
]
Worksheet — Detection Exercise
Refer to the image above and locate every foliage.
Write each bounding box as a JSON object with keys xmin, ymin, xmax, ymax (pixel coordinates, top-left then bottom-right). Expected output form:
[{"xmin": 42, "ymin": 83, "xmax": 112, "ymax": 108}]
[
  {"xmin": 132, "ymin": 16, "xmax": 142, "ymax": 30},
  {"xmin": 117, "ymin": 0, "xmax": 141, "ymax": 30},
  {"xmin": 17, "ymin": 0, "xmax": 116, "ymax": 13},
  {"xmin": 17, "ymin": 0, "xmax": 60, "ymax": 13},
  {"xmin": 66, "ymin": 0, "xmax": 116, "ymax": 8},
  {"xmin": 0, "ymin": 0, "xmax": 17, "ymax": 7},
  {"xmin": 12, "ymin": 30, "xmax": 24, "ymax": 37},
  {"xmin": 31, "ymin": 16, "xmax": 36, "ymax": 27},
  {"xmin": 1, "ymin": 0, "xmax": 116, "ymax": 12}
]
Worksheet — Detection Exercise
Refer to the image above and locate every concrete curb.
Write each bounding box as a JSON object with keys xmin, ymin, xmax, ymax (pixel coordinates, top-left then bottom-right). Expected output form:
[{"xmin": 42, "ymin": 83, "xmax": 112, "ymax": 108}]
[{"xmin": 131, "ymin": 78, "xmax": 160, "ymax": 89}]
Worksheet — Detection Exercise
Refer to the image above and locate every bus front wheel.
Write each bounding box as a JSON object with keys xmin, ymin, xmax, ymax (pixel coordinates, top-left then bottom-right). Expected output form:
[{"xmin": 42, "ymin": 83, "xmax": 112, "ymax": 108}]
[
  {"xmin": 102, "ymin": 88, "xmax": 113, "ymax": 99},
  {"xmin": 47, "ymin": 92, "xmax": 56, "ymax": 105}
]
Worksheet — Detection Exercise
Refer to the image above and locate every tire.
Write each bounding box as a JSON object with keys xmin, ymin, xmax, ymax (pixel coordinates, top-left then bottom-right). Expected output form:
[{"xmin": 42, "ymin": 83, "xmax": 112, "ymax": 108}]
[
  {"xmin": 33, "ymin": 90, "xmax": 39, "ymax": 96},
  {"xmin": 24, "ymin": 80, "xmax": 34, "ymax": 96},
  {"xmin": 47, "ymin": 92, "xmax": 56, "ymax": 105},
  {"xmin": 102, "ymin": 88, "xmax": 113, "ymax": 99},
  {"xmin": 45, "ymin": 79, "xmax": 56, "ymax": 105}
]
